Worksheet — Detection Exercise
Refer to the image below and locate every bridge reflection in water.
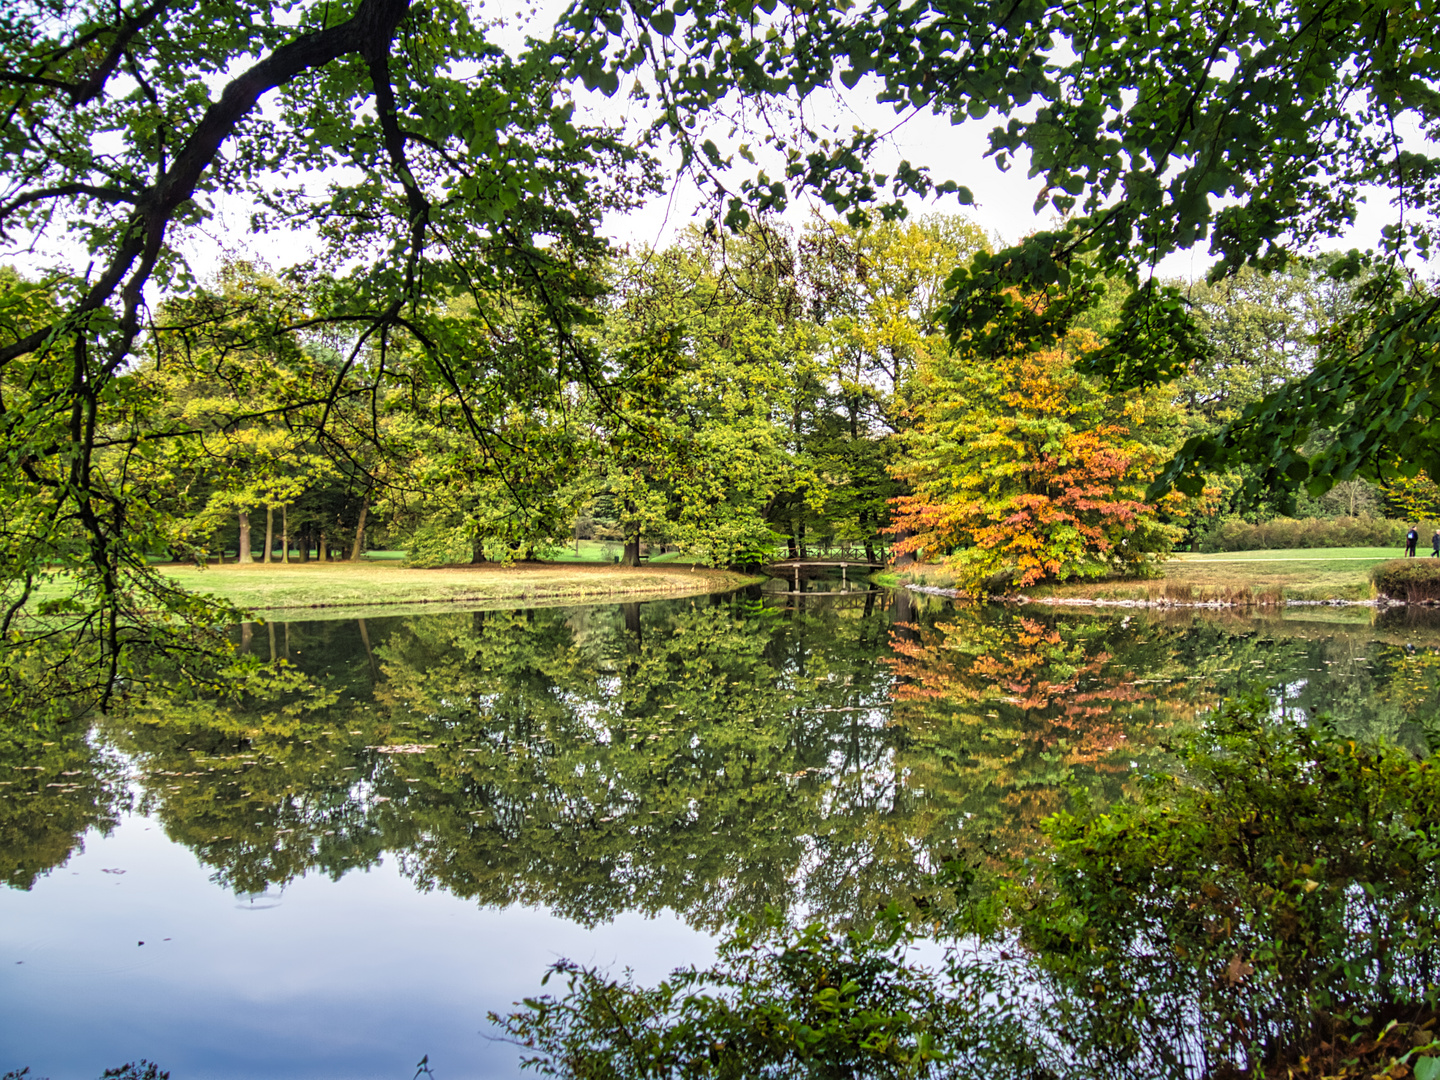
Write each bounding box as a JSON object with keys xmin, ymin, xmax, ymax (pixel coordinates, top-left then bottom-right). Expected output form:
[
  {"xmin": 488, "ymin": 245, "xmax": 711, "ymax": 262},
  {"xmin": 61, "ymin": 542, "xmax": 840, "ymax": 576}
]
[{"xmin": 763, "ymin": 559, "xmax": 885, "ymax": 595}]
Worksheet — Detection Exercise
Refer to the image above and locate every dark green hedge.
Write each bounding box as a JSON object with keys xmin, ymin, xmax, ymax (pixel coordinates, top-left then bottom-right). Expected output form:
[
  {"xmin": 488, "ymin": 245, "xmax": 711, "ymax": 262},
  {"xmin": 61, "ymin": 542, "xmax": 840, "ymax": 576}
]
[{"xmin": 1371, "ymin": 558, "xmax": 1440, "ymax": 601}]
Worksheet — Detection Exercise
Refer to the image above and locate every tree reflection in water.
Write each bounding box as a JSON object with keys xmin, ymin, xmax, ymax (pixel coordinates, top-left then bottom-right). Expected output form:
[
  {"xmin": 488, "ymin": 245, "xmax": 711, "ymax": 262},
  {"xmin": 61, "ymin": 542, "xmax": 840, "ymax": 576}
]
[{"xmin": 5, "ymin": 591, "xmax": 1440, "ymax": 931}]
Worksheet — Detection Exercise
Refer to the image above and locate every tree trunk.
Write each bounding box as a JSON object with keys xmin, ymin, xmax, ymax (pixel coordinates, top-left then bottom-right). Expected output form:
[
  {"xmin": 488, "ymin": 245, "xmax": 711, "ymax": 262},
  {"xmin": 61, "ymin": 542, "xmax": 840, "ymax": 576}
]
[
  {"xmin": 237, "ymin": 510, "xmax": 253, "ymax": 564},
  {"xmin": 861, "ymin": 509, "xmax": 876, "ymax": 563},
  {"xmin": 621, "ymin": 500, "xmax": 640, "ymax": 566},
  {"xmin": 281, "ymin": 504, "xmax": 290, "ymax": 563},
  {"xmin": 893, "ymin": 536, "xmax": 916, "ymax": 567},
  {"xmin": 358, "ymin": 618, "xmax": 378, "ymax": 680},
  {"xmin": 317, "ymin": 528, "xmax": 328, "ymax": 562},
  {"xmin": 472, "ymin": 528, "xmax": 485, "ymax": 564},
  {"xmin": 263, "ymin": 504, "xmax": 274, "ymax": 563},
  {"xmin": 298, "ymin": 526, "xmax": 310, "ymax": 563},
  {"xmin": 350, "ymin": 499, "xmax": 369, "ymax": 561}
]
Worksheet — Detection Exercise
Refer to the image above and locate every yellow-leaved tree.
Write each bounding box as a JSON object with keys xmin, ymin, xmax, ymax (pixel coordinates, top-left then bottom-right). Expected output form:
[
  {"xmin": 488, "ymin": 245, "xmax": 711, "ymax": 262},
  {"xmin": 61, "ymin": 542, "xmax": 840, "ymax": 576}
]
[{"xmin": 888, "ymin": 327, "xmax": 1193, "ymax": 593}]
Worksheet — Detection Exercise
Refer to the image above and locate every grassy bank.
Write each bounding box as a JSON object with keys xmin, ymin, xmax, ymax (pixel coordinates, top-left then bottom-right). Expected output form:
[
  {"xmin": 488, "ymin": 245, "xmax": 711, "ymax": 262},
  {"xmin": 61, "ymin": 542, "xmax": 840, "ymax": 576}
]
[
  {"xmin": 882, "ymin": 546, "xmax": 1417, "ymax": 603},
  {"xmin": 31, "ymin": 560, "xmax": 758, "ymax": 615}
]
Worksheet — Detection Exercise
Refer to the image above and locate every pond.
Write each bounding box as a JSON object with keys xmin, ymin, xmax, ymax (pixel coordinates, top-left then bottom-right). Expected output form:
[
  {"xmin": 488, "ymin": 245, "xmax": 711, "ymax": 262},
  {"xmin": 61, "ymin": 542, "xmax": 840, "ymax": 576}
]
[{"xmin": 4, "ymin": 584, "xmax": 1439, "ymax": 1078}]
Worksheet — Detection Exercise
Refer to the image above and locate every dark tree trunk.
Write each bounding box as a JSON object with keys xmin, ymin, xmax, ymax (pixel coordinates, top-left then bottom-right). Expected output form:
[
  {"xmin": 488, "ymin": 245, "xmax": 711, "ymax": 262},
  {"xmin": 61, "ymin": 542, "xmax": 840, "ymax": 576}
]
[
  {"xmin": 621, "ymin": 500, "xmax": 641, "ymax": 566},
  {"xmin": 317, "ymin": 528, "xmax": 328, "ymax": 562},
  {"xmin": 894, "ymin": 532, "xmax": 916, "ymax": 567},
  {"xmin": 263, "ymin": 504, "xmax": 274, "ymax": 563},
  {"xmin": 861, "ymin": 509, "xmax": 876, "ymax": 563}
]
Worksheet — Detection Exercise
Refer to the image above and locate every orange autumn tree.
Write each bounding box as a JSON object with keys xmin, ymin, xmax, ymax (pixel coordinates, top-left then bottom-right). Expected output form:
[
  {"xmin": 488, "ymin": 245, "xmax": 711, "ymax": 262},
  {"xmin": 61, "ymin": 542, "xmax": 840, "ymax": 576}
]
[{"xmin": 889, "ymin": 328, "xmax": 1188, "ymax": 592}]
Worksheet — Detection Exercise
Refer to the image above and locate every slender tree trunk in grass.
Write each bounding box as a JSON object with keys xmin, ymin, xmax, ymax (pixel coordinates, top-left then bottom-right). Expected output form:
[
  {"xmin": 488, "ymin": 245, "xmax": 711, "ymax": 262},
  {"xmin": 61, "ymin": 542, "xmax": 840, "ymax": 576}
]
[
  {"xmin": 281, "ymin": 505, "xmax": 289, "ymax": 563},
  {"xmin": 298, "ymin": 526, "xmax": 309, "ymax": 563},
  {"xmin": 317, "ymin": 529, "xmax": 328, "ymax": 563},
  {"xmin": 351, "ymin": 500, "xmax": 369, "ymax": 562},
  {"xmin": 238, "ymin": 510, "xmax": 252, "ymax": 564},
  {"xmin": 263, "ymin": 504, "xmax": 274, "ymax": 563},
  {"xmin": 472, "ymin": 529, "xmax": 484, "ymax": 565}
]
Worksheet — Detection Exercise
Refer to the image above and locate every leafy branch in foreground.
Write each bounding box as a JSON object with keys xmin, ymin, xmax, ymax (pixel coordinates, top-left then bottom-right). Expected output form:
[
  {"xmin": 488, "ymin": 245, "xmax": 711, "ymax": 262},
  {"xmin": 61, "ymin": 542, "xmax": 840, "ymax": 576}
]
[{"xmin": 0, "ymin": 0, "xmax": 654, "ymax": 715}]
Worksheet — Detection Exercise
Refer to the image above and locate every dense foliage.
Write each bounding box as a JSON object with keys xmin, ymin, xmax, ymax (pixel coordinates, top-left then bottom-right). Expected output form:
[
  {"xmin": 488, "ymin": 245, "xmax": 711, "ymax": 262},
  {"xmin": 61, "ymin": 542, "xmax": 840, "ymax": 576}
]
[{"xmin": 558, "ymin": 0, "xmax": 1440, "ymax": 501}]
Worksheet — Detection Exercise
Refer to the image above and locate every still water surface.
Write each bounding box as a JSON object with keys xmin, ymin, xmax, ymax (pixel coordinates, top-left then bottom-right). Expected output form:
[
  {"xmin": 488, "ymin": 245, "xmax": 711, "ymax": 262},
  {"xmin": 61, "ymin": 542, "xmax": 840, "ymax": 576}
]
[{"xmin": 4, "ymin": 586, "xmax": 1439, "ymax": 1077}]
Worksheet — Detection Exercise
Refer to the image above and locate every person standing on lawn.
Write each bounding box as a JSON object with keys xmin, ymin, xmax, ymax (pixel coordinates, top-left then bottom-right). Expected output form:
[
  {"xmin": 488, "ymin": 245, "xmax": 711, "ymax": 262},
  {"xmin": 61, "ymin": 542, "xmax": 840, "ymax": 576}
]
[
  {"xmin": 1431, "ymin": 529, "xmax": 1439, "ymax": 557},
  {"xmin": 1406, "ymin": 525, "xmax": 1420, "ymax": 557}
]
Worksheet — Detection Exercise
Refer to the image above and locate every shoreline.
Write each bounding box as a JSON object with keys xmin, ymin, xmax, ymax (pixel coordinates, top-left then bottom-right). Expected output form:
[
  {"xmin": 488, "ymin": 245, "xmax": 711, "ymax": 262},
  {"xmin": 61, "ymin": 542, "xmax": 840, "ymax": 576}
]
[
  {"xmin": 146, "ymin": 561, "xmax": 762, "ymax": 616},
  {"xmin": 882, "ymin": 548, "xmax": 1413, "ymax": 607}
]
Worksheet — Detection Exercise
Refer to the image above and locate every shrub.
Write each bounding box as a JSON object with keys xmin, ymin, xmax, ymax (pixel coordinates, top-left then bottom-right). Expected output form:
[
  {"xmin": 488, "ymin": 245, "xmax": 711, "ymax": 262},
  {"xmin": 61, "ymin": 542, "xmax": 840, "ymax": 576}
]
[
  {"xmin": 1200, "ymin": 515, "xmax": 1412, "ymax": 552},
  {"xmin": 1022, "ymin": 696, "xmax": 1440, "ymax": 1076},
  {"xmin": 1372, "ymin": 558, "xmax": 1440, "ymax": 601}
]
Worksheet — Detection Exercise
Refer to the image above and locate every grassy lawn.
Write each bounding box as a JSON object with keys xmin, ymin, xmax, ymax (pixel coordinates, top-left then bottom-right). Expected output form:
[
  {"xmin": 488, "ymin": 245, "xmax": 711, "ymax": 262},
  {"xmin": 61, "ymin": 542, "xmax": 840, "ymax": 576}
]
[
  {"xmin": 27, "ymin": 559, "xmax": 757, "ymax": 615},
  {"xmin": 890, "ymin": 546, "xmax": 1426, "ymax": 603},
  {"xmin": 544, "ymin": 540, "xmax": 702, "ymax": 565}
]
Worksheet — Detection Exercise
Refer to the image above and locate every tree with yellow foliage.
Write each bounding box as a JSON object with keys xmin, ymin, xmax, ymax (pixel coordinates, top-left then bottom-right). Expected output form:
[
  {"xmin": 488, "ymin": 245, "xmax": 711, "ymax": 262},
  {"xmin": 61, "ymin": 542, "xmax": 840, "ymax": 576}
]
[{"xmin": 888, "ymin": 329, "xmax": 1189, "ymax": 593}]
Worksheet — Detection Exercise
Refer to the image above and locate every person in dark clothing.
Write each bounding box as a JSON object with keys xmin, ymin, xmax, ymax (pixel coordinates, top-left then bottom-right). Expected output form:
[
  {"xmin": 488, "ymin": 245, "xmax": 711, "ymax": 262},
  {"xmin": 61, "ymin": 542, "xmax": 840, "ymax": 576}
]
[
  {"xmin": 1406, "ymin": 526, "xmax": 1420, "ymax": 557},
  {"xmin": 1431, "ymin": 529, "xmax": 1439, "ymax": 557}
]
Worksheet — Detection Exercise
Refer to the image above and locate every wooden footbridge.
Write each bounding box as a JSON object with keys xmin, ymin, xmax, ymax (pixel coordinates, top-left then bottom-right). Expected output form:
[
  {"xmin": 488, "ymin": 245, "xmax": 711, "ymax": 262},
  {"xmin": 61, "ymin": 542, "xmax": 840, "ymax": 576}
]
[{"xmin": 765, "ymin": 559, "xmax": 885, "ymax": 591}]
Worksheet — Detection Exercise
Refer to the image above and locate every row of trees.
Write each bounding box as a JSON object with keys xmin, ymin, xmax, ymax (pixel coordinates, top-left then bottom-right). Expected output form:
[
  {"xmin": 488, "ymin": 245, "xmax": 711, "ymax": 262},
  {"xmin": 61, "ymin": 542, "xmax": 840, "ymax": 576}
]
[
  {"xmin": 114, "ymin": 215, "xmax": 992, "ymax": 571},
  {"xmin": 108, "ymin": 217, "xmax": 1399, "ymax": 594}
]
